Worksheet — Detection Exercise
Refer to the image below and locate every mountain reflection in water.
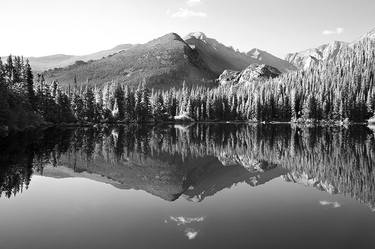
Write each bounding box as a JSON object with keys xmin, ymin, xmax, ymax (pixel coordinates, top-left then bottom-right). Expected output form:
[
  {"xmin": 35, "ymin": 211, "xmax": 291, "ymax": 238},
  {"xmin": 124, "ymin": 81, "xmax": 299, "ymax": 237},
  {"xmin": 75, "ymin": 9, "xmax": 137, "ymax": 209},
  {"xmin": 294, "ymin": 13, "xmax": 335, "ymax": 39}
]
[{"xmin": 0, "ymin": 124, "xmax": 374, "ymax": 210}]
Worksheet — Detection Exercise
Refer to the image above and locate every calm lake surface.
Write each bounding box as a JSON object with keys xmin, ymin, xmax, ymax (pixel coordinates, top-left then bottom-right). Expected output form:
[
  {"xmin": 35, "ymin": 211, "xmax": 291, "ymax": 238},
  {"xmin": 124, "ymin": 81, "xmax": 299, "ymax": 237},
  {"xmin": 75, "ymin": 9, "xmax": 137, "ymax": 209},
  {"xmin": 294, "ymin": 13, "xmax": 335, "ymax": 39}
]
[{"xmin": 0, "ymin": 124, "xmax": 375, "ymax": 249}]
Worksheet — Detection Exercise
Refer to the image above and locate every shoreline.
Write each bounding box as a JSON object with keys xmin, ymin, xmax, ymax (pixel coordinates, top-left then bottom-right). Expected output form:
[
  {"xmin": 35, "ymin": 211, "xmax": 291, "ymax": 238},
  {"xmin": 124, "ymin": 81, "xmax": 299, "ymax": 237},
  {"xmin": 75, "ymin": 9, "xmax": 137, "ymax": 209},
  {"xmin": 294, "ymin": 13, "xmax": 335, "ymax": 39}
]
[{"xmin": 1, "ymin": 119, "xmax": 371, "ymax": 137}]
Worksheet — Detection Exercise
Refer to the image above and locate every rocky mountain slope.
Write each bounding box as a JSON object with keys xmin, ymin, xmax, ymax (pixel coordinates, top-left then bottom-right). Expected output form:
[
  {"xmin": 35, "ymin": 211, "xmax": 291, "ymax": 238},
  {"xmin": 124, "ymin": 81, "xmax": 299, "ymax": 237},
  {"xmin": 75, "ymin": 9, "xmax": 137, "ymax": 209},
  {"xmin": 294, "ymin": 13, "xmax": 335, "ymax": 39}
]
[
  {"xmin": 184, "ymin": 32, "xmax": 295, "ymax": 74},
  {"xmin": 285, "ymin": 27, "xmax": 375, "ymax": 70},
  {"xmin": 285, "ymin": 41, "xmax": 348, "ymax": 70},
  {"xmin": 184, "ymin": 32, "xmax": 258, "ymax": 74}
]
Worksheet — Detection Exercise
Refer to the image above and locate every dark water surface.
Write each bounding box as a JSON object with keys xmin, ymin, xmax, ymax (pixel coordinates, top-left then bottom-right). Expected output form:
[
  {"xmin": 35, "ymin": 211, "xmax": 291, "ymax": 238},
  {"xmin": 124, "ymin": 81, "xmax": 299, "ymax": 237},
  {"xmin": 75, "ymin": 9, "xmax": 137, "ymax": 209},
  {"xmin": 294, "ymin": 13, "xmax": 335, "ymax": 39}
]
[{"xmin": 0, "ymin": 124, "xmax": 375, "ymax": 249}]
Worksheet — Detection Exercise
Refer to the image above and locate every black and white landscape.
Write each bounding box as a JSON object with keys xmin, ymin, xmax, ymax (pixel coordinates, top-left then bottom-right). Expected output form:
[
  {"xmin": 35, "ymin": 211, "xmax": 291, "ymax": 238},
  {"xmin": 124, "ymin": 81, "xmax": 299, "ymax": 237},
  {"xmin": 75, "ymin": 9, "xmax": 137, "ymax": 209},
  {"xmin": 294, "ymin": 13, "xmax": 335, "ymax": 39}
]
[{"xmin": 1, "ymin": 0, "xmax": 375, "ymax": 249}]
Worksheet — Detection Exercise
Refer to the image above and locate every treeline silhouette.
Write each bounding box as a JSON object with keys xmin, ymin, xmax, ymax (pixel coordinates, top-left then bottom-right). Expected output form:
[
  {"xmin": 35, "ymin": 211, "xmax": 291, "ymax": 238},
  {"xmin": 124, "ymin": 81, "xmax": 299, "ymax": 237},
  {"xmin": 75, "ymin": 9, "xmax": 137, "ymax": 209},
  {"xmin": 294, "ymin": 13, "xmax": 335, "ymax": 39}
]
[
  {"xmin": 1, "ymin": 125, "xmax": 374, "ymax": 209},
  {"xmin": 1, "ymin": 39, "xmax": 375, "ymax": 128}
]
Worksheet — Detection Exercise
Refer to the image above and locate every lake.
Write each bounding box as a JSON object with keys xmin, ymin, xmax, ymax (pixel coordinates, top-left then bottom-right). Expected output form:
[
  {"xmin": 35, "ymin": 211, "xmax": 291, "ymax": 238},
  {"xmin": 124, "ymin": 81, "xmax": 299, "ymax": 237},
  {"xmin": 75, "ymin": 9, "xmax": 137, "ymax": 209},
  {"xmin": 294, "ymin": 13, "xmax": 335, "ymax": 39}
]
[{"xmin": 0, "ymin": 124, "xmax": 374, "ymax": 249}]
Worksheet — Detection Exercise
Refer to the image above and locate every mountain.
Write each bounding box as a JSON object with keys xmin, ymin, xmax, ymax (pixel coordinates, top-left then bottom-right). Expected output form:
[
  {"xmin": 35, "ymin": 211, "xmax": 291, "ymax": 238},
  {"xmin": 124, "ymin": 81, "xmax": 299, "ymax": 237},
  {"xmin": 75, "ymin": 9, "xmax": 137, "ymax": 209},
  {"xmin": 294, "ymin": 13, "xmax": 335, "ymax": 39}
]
[
  {"xmin": 360, "ymin": 27, "xmax": 375, "ymax": 41},
  {"xmin": 184, "ymin": 32, "xmax": 258, "ymax": 74},
  {"xmin": 184, "ymin": 32, "xmax": 295, "ymax": 74},
  {"xmin": 285, "ymin": 41, "xmax": 349, "ymax": 70},
  {"xmin": 285, "ymin": 27, "xmax": 375, "ymax": 70},
  {"xmin": 42, "ymin": 32, "xmax": 295, "ymax": 89},
  {"xmin": 38, "ymin": 152, "xmax": 286, "ymax": 202},
  {"xmin": 43, "ymin": 33, "xmax": 217, "ymax": 89},
  {"xmin": 1, "ymin": 44, "xmax": 134, "ymax": 72}
]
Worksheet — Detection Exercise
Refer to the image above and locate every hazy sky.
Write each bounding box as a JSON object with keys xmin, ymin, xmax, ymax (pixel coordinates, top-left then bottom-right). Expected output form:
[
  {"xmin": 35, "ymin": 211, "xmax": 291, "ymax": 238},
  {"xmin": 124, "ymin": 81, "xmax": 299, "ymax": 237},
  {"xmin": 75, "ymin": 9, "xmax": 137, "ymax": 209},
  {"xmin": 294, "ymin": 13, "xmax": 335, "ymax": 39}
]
[{"xmin": 1, "ymin": 0, "xmax": 375, "ymax": 58}]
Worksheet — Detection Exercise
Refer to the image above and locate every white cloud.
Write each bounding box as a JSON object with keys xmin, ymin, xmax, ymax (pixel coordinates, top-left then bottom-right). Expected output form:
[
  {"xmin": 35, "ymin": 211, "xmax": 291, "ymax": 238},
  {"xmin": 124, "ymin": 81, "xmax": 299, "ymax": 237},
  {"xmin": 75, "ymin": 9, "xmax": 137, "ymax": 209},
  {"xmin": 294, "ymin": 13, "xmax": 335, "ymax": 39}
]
[
  {"xmin": 171, "ymin": 8, "xmax": 207, "ymax": 18},
  {"xmin": 187, "ymin": 0, "xmax": 202, "ymax": 7},
  {"xmin": 319, "ymin": 200, "xmax": 341, "ymax": 208},
  {"xmin": 322, "ymin": 27, "xmax": 344, "ymax": 35},
  {"xmin": 185, "ymin": 228, "xmax": 198, "ymax": 240},
  {"xmin": 170, "ymin": 216, "xmax": 205, "ymax": 225}
]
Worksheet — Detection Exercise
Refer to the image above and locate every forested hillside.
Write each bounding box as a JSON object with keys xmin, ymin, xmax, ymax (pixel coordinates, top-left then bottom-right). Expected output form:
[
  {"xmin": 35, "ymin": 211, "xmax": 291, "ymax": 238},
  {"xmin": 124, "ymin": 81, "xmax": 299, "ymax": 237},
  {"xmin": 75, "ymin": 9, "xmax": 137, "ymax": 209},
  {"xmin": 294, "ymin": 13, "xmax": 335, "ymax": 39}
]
[
  {"xmin": 1, "ymin": 37, "xmax": 375, "ymax": 132},
  {"xmin": 0, "ymin": 56, "xmax": 43, "ymax": 132}
]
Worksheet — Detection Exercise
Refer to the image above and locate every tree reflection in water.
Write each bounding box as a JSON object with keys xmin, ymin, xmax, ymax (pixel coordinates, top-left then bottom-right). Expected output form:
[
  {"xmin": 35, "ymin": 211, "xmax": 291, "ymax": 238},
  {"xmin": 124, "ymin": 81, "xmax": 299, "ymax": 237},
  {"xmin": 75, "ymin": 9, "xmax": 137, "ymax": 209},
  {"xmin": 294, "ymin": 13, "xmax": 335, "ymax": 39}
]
[{"xmin": 0, "ymin": 124, "xmax": 374, "ymax": 210}]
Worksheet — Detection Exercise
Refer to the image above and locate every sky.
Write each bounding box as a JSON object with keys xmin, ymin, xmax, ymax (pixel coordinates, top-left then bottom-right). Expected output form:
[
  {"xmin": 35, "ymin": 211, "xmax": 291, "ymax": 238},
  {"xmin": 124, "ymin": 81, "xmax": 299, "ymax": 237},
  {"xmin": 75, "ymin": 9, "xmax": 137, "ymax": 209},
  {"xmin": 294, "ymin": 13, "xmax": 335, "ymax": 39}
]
[{"xmin": 1, "ymin": 0, "xmax": 375, "ymax": 58}]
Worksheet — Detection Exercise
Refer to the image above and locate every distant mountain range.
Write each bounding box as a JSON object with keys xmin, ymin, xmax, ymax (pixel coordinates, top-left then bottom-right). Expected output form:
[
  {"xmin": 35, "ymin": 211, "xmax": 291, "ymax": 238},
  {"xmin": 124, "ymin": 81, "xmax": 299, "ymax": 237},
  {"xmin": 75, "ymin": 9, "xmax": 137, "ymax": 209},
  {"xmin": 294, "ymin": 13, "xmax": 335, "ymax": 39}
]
[
  {"xmin": 286, "ymin": 28, "xmax": 375, "ymax": 70},
  {"xmin": 26, "ymin": 32, "xmax": 295, "ymax": 89},
  {"xmin": 5, "ymin": 28, "xmax": 375, "ymax": 89},
  {"xmin": 1, "ymin": 44, "xmax": 134, "ymax": 72}
]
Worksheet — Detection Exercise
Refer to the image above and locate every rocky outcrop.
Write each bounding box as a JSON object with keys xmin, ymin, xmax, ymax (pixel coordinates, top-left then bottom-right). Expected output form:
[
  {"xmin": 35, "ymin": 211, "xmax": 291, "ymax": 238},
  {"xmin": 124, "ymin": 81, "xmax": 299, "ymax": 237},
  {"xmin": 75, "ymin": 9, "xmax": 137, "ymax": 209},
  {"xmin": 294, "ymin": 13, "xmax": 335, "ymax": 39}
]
[
  {"xmin": 217, "ymin": 70, "xmax": 241, "ymax": 86},
  {"xmin": 218, "ymin": 64, "xmax": 281, "ymax": 86}
]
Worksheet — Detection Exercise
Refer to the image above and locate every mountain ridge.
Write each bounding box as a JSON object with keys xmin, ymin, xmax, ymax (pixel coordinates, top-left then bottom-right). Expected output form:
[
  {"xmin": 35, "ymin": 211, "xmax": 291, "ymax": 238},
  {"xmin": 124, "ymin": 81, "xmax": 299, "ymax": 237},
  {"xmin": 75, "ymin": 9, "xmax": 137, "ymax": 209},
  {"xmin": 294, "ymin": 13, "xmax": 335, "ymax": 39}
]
[
  {"xmin": 285, "ymin": 27, "xmax": 375, "ymax": 70},
  {"xmin": 41, "ymin": 31, "xmax": 294, "ymax": 89},
  {"xmin": 43, "ymin": 32, "xmax": 217, "ymax": 89},
  {"xmin": 1, "ymin": 44, "xmax": 135, "ymax": 72}
]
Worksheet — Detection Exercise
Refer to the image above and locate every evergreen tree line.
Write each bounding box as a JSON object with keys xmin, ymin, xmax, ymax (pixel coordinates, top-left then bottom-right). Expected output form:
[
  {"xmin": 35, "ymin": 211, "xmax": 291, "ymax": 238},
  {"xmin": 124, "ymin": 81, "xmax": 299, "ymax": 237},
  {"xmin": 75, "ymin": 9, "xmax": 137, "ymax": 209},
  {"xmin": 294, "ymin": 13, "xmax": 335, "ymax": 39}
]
[
  {"xmin": 1, "ymin": 39, "xmax": 375, "ymax": 126},
  {"xmin": 0, "ymin": 55, "xmax": 40, "ymax": 129},
  {"xmin": 149, "ymin": 38, "xmax": 375, "ymax": 123},
  {"xmin": 2, "ymin": 124, "xmax": 374, "ymax": 208},
  {"xmin": 61, "ymin": 125, "xmax": 375, "ymax": 209}
]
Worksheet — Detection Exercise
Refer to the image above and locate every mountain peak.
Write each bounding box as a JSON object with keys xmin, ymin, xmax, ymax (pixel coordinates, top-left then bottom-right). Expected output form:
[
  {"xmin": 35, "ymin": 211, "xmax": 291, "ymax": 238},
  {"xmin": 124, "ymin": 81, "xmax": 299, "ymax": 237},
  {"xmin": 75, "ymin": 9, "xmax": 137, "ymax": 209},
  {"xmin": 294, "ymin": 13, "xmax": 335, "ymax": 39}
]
[
  {"xmin": 184, "ymin": 32, "xmax": 208, "ymax": 41},
  {"xmin": 155, "ymin": 32, "xmax": 185, "ymax": 42}
]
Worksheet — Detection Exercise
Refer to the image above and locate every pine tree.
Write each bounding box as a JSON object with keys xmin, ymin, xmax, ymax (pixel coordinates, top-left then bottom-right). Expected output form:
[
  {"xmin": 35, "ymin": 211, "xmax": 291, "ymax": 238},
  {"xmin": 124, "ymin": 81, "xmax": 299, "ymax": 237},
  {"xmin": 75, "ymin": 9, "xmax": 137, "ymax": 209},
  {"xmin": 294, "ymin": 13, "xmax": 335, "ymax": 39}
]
[
  {"xmin": 23, "ymin": 61, "xmax": 35, "ymax": 110},
  {"xmin": 83, "ymin": 87, "xmax": 95, "ymax": 122},
  {"xmin": 12, "ymin": 56, "xmax": 23, "ymax": 84},
  {"xmin": 134, "ymin": 85, "xmax": 143, "ymax": 122},
  {"xmin": 56, "ymin": 90, "xmax": 74, "ymax": 122},
  {"xmin": 114, "ymin": 84, "xmax": 125, "ymax": 120},
  {"xmin": 5, "ymin": 55, "xmax": 13, "ymax": 85},
  {"xmin": 72, "ymin": 93, "xmax": 84, "ymax": 121},
  {"xmin": 124, "ymin": 85, "xmax": 135, "ymax": 121},
  {"xmin": 153, "ymin": 93, "xmax": 167, "ymax": 122},
  {"xmin": 141, "ymin": 85, "xmax": 152, "ymax": 122},
  {"xmin": 0, "ymin": 58, "xmax": 6, "ymax": 86},
  {"xmin": 0, "ymin": 83, "xmax": 10, "ymax": 126}
]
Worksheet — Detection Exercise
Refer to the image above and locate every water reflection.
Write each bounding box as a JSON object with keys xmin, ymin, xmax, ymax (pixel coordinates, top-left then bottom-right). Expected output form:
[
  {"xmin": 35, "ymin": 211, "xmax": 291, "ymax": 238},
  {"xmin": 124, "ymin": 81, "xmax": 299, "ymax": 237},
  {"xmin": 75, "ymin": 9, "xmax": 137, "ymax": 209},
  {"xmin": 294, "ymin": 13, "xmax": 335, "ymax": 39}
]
[{"xmin": 0, "ymin": 124, "xmax": 374, "ymax": 210}]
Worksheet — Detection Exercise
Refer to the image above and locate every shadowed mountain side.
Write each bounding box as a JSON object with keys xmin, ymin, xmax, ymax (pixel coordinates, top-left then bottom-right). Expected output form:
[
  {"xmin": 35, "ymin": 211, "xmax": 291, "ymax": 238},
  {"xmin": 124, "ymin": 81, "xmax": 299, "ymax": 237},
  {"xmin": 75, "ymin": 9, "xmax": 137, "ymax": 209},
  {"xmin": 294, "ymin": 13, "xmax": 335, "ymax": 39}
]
[
  {"xmin": 43, "ymin": 33, "xmax": 217, "ymax": 89},
  {"xmin": 184, "ymin": 32, "xmax": 259, "ymax": 74},
  {"xmin": 247, "ymin": 48, "xmax": 297, "ymax": 73},
  {"xmin": 184, "ymin": 32, "xmax": 295, "ymax": 74}
]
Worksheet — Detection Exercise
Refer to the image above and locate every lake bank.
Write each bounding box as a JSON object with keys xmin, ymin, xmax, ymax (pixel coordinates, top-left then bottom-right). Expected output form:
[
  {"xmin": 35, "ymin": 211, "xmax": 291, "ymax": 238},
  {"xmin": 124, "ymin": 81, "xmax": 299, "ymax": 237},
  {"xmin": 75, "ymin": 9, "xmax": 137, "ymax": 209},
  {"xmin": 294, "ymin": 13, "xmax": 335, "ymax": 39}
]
[{"xmin": 2, "ymin": 119, "xmax": 372, "ymax": 136}]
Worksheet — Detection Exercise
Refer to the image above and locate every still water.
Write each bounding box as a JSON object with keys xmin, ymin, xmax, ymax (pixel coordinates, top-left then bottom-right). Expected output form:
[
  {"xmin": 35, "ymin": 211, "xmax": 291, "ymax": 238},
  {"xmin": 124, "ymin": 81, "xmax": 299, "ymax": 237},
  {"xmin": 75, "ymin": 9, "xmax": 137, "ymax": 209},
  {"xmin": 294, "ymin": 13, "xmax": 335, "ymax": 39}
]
[{"xmin": 0, "ymin": 124, "xmax": 374, "ymax": 249}]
